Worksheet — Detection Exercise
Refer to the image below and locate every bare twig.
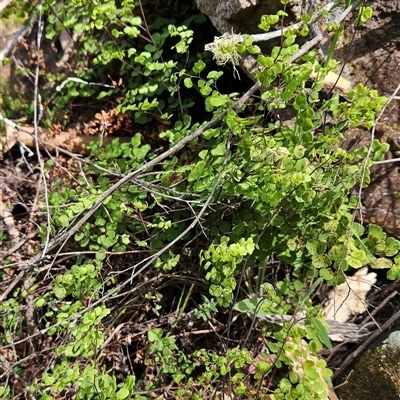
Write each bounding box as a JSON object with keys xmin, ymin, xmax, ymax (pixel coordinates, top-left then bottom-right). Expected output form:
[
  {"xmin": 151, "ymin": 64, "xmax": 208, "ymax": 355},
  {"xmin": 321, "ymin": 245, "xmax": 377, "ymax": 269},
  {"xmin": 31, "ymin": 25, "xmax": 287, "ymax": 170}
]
[
  {"xmin": 373, "ymin": 157, "xmax": 400, "ymax": 165},
  {"xmin": 362, "ymin": 290, "xmax": 399, "ymax": 324},
  {"xmin": 204, "ymin": 24, "xmax": 301, "ymax": 50},
  {"xmin": 0, "ymin": 356, "xmax": 35, "ymax": 400},
  {"xmin": 32, "ymin": 7, "xmax": 52, "ymax": 260}
]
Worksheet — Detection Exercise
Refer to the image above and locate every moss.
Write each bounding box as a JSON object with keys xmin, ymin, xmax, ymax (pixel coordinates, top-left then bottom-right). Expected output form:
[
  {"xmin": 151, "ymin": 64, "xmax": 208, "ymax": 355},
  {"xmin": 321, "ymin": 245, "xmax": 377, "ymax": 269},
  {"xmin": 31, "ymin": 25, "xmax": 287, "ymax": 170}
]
[{"xmin": 337, "ymin": 347, "xmax": 400, "ymax": 400}]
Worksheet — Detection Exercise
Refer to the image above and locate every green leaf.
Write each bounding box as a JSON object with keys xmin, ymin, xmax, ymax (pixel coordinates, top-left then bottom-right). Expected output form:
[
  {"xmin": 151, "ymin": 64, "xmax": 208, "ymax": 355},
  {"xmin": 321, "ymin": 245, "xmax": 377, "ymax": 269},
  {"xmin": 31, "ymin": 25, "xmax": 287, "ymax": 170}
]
[
  {"xmin": 207, "ymin": 71, "xmax": 223, "ymax": 80},
  {"xmin": 293, "ymin": 145, "xmax": 305, "ymax": 159},
  {"xmin": 184, "ymin": 77, "xmax": 193, "ymax": 88},
  {"xmin": 116, "ymin": 387, "xmax": 130, "ymax": 399},
  {"xmin": 311, "ymin": 379, "xmax": 326, "ymax": 393},
  {"xmin": 256, "ymin": 360, "xmax": 271, "ymax": 374},
  {"xmin": 206, "ymin": 93, "xmax": 229, "ymax": 110},
  {"xmin": 312, "ymin": 254, "xmax": 331, "ymax": 269},
  {"xmin": 94, "ymin": 19, "xmax": 104, "ymax": 30},
  {"xmin": 352, "ymin": 222, "xmax": 365, "ymax": 237},
  {"xmin": 258, "ymin": 55, "xmax": 274, "ymax": 68},
  {"xmin": 233, "ymin": 297, "xmax": 258, "ymax": 314},
  {"xmin": 188, "ymin": 160, "xmax": 206, "ymax": 181},
  {"xmin": 148, "ymin": 328, "xmax": 163, "ymax": 342},
  {"xmin": 193, "ymin": 60, "xmax": 206, "ymax": 73},
  {"xmin": 74, "ymin": 232, "xmax": 85, "ymax": 241},
  {"xmin": 287, "ymin": 238, "xmax": 297, "ymax": 251},
  {"xmin": 356, "ymin": 6, "xmax": 373, "ymax": 26},
  {"xmin": 98, "ymin": 235, "xmax": 113, "ymax": 248},
  {"xmin": 301, "ymin": 118, "xmax": 314, "ymax": 131},
  {"xmin": 96, "ymin": 252, "xmax": 106, "ymax": 261},
  {"xmin": 124, "ymin": 26, "xmax": 140, "ymax": 37},
  {"xmin": 200, "ymin": 83, "xmax": 212, "ymax": 96},
  {"xmin": 306, "ymin": 241, "xmax": 325, "ymax": 255},
  {"xmin": 386, "ymin": 237, "xmax": 400, "ymax": 257},
  {"xmin": 372, "ymin": 258, "xmax": 392, "ymax": 269},
  {"xmin": 54, "ymin": 286, "xmax": 67, "ymax": 299},
  {"xmin": 58, "ymin": 214, "xmax": 69, "ymax": 227},
  {"xmin": 346, "ymin": 254, "xmax": 363, "ymax": 268},
  {"xmin": 124, "ymin": 375, "xmax": 136, "ymax": 391},
  {"xmin": 35, "ymin": 298, "xmax": 46, "ymax": 307},
  {"xmin": 388, "ymin": 257, "xmax": 400, "ymax": 280},
  {"xmin": 310, "ymin": 317, "xmax": 332, "ymax": 349},
  {"xmin": 211, "ymin": 143, "xmax": 226, "ymax": 157},
  {"xmin": 368, "ymin": 223, "xmax": 385, "ymax": 238},
  {"xmin": 319, "ymin": 268, "xmax": 334, "ymax": 281}
]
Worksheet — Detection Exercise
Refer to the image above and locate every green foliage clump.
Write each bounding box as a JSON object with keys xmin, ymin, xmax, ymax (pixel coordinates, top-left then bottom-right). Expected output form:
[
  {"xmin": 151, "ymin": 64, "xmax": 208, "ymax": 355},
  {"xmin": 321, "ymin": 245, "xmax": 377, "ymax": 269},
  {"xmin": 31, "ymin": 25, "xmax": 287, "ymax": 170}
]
[
  {"xmin": 202, "ymin": 236, "xmax": 255, "ymax": 306},
  {"xmin": 41, "ymin": 0, "xmax": 205, "ymax": 125},
  {"xmin": 1, "ymin": 0, "xmax": 207, "ymax": 126}
]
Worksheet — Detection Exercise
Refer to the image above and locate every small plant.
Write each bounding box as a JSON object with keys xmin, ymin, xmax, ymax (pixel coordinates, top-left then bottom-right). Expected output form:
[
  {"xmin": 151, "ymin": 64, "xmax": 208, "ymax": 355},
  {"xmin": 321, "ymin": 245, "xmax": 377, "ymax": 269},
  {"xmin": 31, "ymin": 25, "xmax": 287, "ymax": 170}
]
[
  {"xmin": 192, "ymin": 295, "xmax": 218, "ymax": 321},
  {"xmin": 146, "ymin": 328, "xmax": 196, "ymax": 384},
  {"xmin": 201, "ymin": 236, "xmax": 255, "ymax": 307}
]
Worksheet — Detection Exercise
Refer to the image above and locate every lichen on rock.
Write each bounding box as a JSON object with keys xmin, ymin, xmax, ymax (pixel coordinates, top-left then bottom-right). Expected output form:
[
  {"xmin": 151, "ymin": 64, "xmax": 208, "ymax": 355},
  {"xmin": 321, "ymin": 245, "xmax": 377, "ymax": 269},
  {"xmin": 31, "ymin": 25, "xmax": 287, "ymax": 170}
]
[{"xmin": 337, "ymin": 345, "xmax": 400, "ymax": 400}]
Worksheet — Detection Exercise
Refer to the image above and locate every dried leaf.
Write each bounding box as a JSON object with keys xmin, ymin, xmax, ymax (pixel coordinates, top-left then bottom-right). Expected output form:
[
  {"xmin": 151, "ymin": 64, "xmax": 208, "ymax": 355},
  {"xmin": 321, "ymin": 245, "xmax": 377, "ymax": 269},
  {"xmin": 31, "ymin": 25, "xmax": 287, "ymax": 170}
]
[{"xmin": 2, "ymin": 125, "xmax": 131, "ymax": 155}]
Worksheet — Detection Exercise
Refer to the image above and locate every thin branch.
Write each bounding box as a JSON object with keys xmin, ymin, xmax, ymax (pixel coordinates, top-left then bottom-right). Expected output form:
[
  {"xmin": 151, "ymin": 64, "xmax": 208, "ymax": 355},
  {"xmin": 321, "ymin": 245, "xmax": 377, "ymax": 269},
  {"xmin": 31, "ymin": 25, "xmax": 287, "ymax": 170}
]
[
  {"xmin": 204, "ymin": 24, "xmax": 301, "ymax": 50},
  {"xmin": 32, "ymin": 7, "xmax": 52, "ymax": 258},
  {"xmin": 374, "ymin": 157, "xmax": 400, "ymax": 165}
]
